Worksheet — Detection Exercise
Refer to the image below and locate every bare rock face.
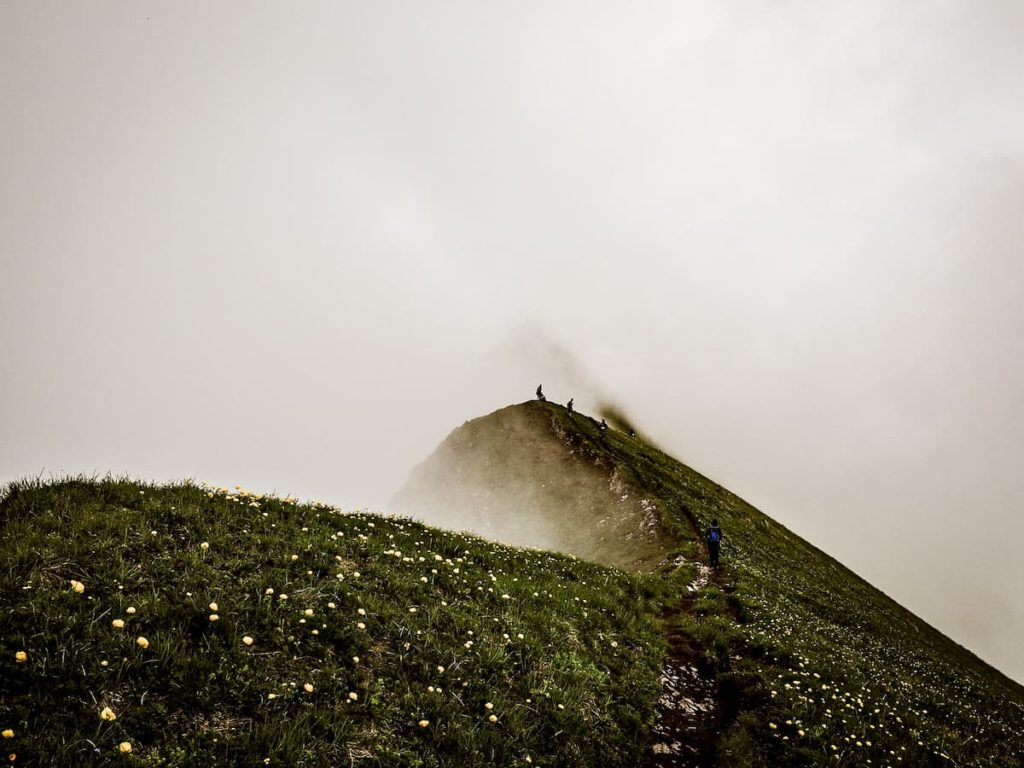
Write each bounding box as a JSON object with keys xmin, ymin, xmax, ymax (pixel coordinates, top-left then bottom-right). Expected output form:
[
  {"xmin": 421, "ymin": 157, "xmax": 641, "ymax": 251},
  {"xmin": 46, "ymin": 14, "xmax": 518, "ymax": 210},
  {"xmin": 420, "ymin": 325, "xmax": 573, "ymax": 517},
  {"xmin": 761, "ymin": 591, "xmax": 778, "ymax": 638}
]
[{"xmin": 391, "ymin": 401, "xmax": 670, "ymax": 571}]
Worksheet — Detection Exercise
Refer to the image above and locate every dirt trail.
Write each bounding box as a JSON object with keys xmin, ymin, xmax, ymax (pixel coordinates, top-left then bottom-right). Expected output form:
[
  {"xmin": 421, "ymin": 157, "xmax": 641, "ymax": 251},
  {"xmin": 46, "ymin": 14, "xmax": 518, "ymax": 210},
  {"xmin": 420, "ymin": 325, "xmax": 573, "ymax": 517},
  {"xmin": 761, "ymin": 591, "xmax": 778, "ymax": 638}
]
[
  {"xmin": 651, "ymin": 499, "xmax": 730, "ymax": 766},
  {"xmin": 651, "ymin": 562, "xmax": 723, "ymax": 766}
]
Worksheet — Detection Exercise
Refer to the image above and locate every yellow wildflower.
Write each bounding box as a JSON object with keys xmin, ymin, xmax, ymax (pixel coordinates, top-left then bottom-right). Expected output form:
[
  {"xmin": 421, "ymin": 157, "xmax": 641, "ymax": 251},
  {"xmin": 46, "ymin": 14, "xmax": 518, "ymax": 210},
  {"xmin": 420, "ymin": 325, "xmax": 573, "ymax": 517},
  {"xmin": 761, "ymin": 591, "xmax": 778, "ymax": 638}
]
[
  {"xmin": 14, "ymin": 651, "xmax": 27, "ymax": 663},
  {"xmin": 118, "ymin": 742, "xmax": 132, "ymax": 753},
  {"xmin": 100, "ymin": 707, "xmax": 117, "ymax": 721}
]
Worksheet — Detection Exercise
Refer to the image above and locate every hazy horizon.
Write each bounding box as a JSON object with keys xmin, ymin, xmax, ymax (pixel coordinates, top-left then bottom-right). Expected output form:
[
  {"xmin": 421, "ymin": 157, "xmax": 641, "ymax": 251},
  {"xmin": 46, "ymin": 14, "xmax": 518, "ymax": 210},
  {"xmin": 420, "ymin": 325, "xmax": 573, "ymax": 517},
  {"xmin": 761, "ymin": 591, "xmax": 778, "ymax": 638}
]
[{"xmin": 2, "ymin": 2, "xmax": 1022, "ymax": 685}]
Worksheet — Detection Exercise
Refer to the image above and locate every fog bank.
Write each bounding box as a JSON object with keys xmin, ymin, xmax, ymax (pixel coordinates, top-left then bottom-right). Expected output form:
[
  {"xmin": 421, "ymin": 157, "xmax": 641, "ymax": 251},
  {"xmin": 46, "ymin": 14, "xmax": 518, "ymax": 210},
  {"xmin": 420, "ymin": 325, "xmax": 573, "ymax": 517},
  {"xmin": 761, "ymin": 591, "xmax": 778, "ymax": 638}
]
[{"xmin": 2, "ymin": 1, "xmax": 1022, "ymax": 682}]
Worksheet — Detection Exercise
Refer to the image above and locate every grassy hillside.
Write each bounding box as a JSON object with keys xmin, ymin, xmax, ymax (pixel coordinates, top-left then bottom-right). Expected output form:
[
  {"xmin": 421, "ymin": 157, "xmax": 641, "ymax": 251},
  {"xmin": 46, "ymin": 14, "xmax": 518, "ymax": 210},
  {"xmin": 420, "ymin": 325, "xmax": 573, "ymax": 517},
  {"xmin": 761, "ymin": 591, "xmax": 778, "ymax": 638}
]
[
  {"xmin": 4, "ymin": 402, "xmax": 1022, "ymax": 767},
  {"xmin": 0, "ymin": 477, "xmax": 665, "ymax": 767},
  {"xmin": 392, "ymin": 402, "xmax": 669, "ymax": 570},
  {"xmin": 397, "ymin": 401, "xmax": 1024, "ymax": 767}
]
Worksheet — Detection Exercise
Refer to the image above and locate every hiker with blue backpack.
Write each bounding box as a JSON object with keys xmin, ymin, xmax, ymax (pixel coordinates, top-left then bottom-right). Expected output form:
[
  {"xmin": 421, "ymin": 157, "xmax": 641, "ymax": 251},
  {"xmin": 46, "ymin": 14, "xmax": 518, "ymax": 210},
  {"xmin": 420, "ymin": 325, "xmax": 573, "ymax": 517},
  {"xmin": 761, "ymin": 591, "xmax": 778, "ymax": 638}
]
[{"xmin": 707, "ymin": 519, "xmax": 723, "ymax": 569}]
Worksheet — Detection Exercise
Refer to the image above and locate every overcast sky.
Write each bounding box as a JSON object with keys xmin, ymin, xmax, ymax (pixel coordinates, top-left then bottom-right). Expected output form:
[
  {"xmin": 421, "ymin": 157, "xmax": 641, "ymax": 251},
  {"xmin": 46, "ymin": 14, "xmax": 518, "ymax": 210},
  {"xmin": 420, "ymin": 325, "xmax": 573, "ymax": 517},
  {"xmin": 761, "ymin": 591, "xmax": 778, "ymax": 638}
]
[{"xmin": 2, "ymin": 1, "xmax": 1022, "ymax": 683}]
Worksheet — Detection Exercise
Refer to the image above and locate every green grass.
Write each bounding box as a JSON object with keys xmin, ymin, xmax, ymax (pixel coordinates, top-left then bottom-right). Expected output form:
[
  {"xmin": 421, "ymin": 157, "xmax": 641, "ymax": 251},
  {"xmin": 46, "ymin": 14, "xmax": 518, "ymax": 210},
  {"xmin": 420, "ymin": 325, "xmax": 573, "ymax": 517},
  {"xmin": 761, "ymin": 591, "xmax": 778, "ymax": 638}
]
[
  {"xmin": 0, "ymin": 477, "xmax": 665, "ymax": 767},
  {"xmin": 3, "ymin": 400, "xmax": 1023, "ymax": 767},
  {"xmin": 548, "ymin": 401, "xmax": 1024, "ymax": 767},
  {"xmin": 398, "ymin": 400, "xmax": 1024, "ymax": 765}
]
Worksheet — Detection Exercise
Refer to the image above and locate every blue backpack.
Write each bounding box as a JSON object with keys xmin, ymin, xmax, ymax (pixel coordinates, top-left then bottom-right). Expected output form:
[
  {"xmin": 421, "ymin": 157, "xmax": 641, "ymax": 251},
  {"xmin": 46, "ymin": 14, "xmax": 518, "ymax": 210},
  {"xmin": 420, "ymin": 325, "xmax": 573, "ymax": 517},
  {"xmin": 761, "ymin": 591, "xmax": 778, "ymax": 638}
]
[{"xmin": 708, "ymin": 528, "xmax": 721, "ymax": 545}]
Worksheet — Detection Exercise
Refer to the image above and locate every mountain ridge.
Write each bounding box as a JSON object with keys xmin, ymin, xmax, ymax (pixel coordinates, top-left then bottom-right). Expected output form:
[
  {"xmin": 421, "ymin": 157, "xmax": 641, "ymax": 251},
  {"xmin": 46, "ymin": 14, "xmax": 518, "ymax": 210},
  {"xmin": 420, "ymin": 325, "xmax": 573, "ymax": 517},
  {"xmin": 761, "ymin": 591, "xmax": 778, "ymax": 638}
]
[
  {"xmin": 394, "ymin": 399, "xmax": 1024, "ymax": 765},
  {"xmin": 1, "ymin": 400, "xmax": 1021, "ymax": 766},
  {"xmin": 392, "ymin": 402, "xmax": 672, "ymax": 571}
]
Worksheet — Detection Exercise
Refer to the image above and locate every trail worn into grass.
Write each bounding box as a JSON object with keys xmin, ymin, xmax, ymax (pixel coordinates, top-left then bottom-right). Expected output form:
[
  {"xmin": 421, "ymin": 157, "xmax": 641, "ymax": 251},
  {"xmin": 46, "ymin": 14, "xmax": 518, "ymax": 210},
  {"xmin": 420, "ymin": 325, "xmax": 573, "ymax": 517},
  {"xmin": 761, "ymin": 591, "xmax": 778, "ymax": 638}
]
[
  {"xmin": 651, "ymin": 563, "xmax": 724, "ymax": 767},
  {"xmin": 651, "ymin": 487, "xmax": 730, "ymax": 768}
]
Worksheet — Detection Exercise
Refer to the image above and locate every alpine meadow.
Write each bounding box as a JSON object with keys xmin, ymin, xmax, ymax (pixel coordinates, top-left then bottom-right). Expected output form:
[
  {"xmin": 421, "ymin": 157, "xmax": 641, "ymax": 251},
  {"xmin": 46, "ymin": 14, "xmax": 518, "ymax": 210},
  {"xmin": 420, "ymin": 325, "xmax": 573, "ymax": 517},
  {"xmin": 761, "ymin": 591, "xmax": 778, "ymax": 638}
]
[{"xmin": 3, "ymin": 401, "xmax": 1022, "ymax": 766}]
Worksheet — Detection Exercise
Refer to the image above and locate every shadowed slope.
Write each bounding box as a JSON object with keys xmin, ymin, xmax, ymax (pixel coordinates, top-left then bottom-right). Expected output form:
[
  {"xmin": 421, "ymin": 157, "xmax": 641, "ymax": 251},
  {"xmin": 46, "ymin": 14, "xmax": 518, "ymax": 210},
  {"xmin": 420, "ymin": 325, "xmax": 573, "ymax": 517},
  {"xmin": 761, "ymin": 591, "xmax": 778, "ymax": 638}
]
[{"xmin": 392, "ymin": 401, "xmax": 671, "ymax": 571}]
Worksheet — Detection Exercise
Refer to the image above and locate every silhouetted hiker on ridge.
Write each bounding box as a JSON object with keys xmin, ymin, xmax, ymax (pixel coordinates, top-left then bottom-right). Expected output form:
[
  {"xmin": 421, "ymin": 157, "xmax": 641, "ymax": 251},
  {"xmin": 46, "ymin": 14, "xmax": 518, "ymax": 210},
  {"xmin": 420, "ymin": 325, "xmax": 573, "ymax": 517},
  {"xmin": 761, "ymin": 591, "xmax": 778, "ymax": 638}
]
[
  {"xmin": 706, "ymin": 519, "xmax": 723, "ymax": 569},
  {"xmin": 599, "ymin": 418, "xmax": 608, "ymax": 438},
  {"xmin": 536, "ymin": 384, "xmax": 545, "ymax": 402},
  {"xmin": 566, "ymin": 398, "xmax": 574, "ymax": 415}
]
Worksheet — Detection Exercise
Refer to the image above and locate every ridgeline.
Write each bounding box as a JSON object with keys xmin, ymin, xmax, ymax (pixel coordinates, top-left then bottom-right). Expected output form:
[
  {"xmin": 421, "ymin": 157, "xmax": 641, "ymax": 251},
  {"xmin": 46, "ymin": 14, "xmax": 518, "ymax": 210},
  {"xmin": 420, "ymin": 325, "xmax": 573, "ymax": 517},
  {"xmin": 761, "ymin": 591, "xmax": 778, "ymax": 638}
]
[
  {"xmin": 395, "ymin": 401, "xmax": 1024, "ymax": 766},
  {"xmin": 2, "ymin": 400, "xmax": 1022, "ymax": 766}
]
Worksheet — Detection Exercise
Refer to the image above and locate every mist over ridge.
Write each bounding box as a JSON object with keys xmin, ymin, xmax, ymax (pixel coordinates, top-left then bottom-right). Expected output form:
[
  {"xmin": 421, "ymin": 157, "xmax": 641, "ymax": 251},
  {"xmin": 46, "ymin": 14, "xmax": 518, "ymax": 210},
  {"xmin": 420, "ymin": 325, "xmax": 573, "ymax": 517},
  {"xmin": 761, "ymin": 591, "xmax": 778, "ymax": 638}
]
[
  {"xmin": 386, "ymin": 397, "xmax": 1024, "ymax": 766},
  {"xmin": 392, "ymin": 400, "xmax": 669, "ymax": 570}
]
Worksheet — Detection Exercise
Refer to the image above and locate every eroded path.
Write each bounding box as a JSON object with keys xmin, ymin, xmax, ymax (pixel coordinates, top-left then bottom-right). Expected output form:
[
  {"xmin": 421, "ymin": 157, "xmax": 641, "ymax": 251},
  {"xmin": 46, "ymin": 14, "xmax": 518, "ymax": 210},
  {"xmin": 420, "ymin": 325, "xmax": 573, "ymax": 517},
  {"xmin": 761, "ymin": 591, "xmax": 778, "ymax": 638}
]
[{"xmin": 651, "ymin": 562, "xmax": 723, "ymax": 766}]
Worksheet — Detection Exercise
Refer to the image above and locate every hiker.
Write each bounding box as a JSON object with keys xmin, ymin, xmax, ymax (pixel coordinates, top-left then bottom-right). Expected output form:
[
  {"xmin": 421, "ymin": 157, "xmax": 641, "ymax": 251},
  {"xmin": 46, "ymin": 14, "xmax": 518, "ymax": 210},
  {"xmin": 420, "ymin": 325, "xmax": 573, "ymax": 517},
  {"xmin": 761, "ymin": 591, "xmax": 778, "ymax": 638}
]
[
  {"xmin": 566, "ymin": 398, "xmax": 574, "ymax": 415},
  {"xmin": 599, "ymin": 418, "xmax": 608, "ymax": 438},
  {"xmin": 706, "ymin": 519, "xmax": 723, "ymax": 569},
  {"xmin": 536, "ymin": 384, "xmax": 545, "ymax": 402},
  {"xmin": 629, "ymin": 428, "xmax": 636, "ymax": 437}
]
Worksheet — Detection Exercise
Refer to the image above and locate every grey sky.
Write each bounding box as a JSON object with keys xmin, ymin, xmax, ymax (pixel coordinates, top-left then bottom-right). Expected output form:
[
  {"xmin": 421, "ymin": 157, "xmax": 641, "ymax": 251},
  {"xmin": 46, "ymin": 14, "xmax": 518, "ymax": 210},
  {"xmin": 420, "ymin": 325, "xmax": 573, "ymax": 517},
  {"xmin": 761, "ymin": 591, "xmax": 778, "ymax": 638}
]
[{"xmin": 2, "ymin": 2, "xmax": 1022, "ymax": 682}]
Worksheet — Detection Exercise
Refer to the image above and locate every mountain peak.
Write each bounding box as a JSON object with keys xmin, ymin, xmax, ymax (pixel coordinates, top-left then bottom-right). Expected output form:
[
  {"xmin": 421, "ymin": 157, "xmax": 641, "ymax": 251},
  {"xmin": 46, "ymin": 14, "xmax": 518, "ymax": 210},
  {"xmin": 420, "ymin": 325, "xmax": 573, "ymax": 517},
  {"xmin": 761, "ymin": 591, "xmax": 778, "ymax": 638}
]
[
  {"xmin": 393, "ymin": 399, "xmax": 1024, "ymax": 766},
  {"xmin": 392, "ymin": 400, "xmax": 673, "ymax": 570}
]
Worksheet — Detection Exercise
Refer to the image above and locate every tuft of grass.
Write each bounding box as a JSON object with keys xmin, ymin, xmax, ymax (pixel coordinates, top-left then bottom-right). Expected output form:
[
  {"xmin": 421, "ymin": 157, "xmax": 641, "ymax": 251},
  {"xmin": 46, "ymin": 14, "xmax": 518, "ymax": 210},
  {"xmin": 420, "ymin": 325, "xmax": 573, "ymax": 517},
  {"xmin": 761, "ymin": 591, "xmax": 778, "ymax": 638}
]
[{"xmin": 0, "ymin": 476, "xmax": 664, "ymax": 767}]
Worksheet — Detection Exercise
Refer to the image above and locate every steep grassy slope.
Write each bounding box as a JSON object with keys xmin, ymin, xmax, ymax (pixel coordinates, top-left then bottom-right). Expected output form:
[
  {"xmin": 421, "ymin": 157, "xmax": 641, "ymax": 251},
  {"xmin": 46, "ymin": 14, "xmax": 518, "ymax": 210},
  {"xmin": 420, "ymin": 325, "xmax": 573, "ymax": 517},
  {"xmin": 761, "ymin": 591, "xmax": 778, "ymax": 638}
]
[
  {"xmin": 0, "ymin": 477, "xmax": 665, "ymax": 767},
  {"xmin": 393, "ymin": 404, "xmax": 668, "ymax": 570},
  {"xmin": 396, "ymin": 401, "xmax": 1024, "ymax": 767},
  {"xmin": 4, "ymin": 402, "xmax": 1022, "ymax": 767}
]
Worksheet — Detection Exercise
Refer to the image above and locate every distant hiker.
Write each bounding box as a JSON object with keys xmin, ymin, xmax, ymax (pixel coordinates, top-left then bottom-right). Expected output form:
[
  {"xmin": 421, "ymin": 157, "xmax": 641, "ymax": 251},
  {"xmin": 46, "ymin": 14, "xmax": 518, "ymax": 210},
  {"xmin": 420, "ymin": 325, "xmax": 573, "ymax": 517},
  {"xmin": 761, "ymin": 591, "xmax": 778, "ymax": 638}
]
[
  {"xmin": 599, "ymin": 418, "xmax": 608, "ymax": 438},
  {"xmin": 706, "ymin": 519, "xmax": 723, "ymax": 569},
  {"xmin": 566, "ymin": 398, "xmax": 574, "ymax": 415},
  {"xmin": 629, "ymin": 428, "xmax": 636, "ymax": 437},
  {"xmin": 536, "ymin": 384, "xmax": 545, "ymax": 402}
]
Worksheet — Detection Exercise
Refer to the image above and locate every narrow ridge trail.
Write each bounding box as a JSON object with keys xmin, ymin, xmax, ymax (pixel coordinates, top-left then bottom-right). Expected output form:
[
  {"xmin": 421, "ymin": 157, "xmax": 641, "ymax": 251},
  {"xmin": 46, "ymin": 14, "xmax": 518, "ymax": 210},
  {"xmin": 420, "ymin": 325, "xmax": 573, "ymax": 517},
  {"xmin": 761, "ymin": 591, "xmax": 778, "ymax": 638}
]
[{"xmin": 651, "ymin": 508, "xmax": 731, "ymax": 766}]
